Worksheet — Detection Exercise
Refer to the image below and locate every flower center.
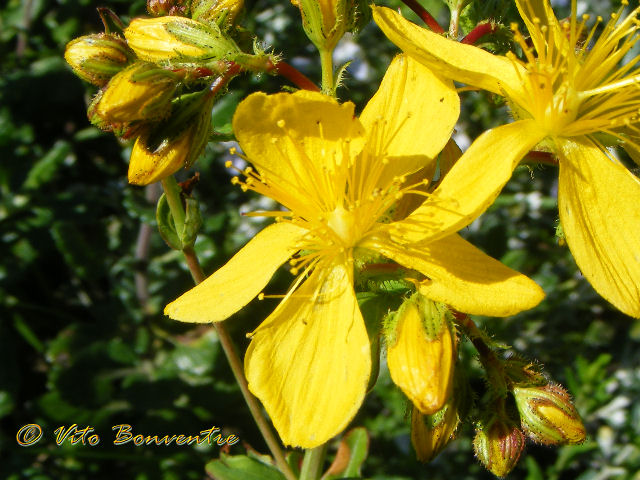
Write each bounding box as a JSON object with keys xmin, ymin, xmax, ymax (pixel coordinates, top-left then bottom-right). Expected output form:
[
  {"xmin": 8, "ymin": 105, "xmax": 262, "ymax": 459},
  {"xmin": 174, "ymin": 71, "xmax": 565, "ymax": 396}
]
[{"xmin": 327, "ymin": 204, "xmax": 357, "ymax": 247}]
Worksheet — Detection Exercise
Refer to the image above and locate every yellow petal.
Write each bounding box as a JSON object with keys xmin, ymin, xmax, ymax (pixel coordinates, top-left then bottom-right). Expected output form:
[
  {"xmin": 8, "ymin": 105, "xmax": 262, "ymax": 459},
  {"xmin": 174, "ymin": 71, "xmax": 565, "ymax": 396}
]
[
  {"xmin": 233, "ymin": 91, "xmax": 366, "ymax": 208},
  {"xmin": 164, "ymin": 222, "xmax": 306, "ymax": 322},
  {"xmin": 245, "ymin": 260, "xmax": 370, "ymax": 448},
  {"xmin": 557, "ymin": 137, "xmax": 640, "ymax": 318},
  {"xmin": 128, "ymin": 130, "xmax": 192, "ymax": 186},
  {"xmin": 389, "ymin": 120, "xmax": 546, "ymax": 243},
  {"xmin": 387, "ymin": 299, "xmax": 455, "ymax": 414},
  {"xmin": 372, "ymin": 6, "xmax": 527, "ymax": 97},
  {"xmin": 371, "ymin": 233, "xmax": 545, "ymax": 316},
  {"xmin": 359, "ymin": 54, "xmax": 459, "ymax": 183}
]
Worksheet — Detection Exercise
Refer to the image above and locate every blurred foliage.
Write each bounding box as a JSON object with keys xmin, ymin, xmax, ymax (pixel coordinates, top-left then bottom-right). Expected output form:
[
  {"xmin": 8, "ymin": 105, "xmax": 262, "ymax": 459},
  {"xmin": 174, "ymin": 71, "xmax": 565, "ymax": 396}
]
[{"xmin": 1, "ymin": 0, "xmax": 640, "ymax": 478}]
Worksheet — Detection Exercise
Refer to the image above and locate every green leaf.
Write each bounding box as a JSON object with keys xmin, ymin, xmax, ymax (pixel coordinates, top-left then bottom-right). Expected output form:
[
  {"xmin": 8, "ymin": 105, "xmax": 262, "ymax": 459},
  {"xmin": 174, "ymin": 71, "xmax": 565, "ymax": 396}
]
[
  {"xmin": 205, "ymin": 454, "xmax": 286, "ymax": 480},
  {"xmin": 323, "ymin": 427, "xmax": 369, "ymax": 479},
  {"xmin": 23, "ymin": 140, "xmax": 71, "ymax": 189}
]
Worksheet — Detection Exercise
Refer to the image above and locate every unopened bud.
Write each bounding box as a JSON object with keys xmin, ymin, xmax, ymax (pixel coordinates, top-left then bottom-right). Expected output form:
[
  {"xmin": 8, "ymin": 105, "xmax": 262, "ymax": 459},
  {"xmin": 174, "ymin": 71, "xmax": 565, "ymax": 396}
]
[
  {"xmin": 513, "ymin": 383, "xmax": 586, "ymax": 445},
  {"xmin": 411, "ymin": 399, "xmax": 459, "ymax": 462},
  {"xmin": 128, "ymin": 89, "xmax": 215, "ymax": 185},
  {"xmin": 473, "ymin": 415, "xmax": 525, "ymax": 477},
  {"xmin": 124, "ymin": 16, "xmax": 240, "ymax": 64},
  {"xmin": 147, "ymin": 0, "xmax": 189, "ymax": 16},
  {"xmin": 292, "ymin": 0, "xmax": 367, "ymax": 51},
  {"xmin": 64, "ymin": 34, "xmax": 134, "ymax": 87},
  {"xmin": 87, "ymin": 89, "xmax": 144, "ymax": 138},
  {"xmin": 93, "ymin": 62, "xmax": 179, "ymax": 124},
  {"xmin": 386, "ymin": 295, "xmax": 456, "ymax": 414},
  {"xmin": 191, "ymin": 0, "xmax": 244, "ymax": 29}
]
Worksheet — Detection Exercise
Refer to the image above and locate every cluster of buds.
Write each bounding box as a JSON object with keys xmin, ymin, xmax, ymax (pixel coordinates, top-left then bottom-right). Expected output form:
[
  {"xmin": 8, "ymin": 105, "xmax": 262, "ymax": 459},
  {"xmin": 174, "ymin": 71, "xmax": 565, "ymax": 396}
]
[
  {"xmin": 385, "ymin": 304, "xmax": 587, "ymax": 477},
  {"xmin": 470, "ymin": 357, "xmax": 586, "ymax": 477},
  {"xmin": 64, "ymin": 0, "xmax": 273, "ymax": 185}
]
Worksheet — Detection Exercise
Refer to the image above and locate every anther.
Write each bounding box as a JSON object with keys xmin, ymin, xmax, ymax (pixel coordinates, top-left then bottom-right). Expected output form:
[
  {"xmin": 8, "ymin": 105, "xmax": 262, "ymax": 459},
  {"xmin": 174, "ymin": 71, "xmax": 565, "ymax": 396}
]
[
  {"xmin": 258, "ymin": 293, "xmax": 265, "ymax": 300},
  {"xmin": 225, "ymin": 160, "xmax": 233, "ymax": 168},
  {"xmin": 277, "ymin": 119, "xmax": 286, "ymax": 128},
  {"xmin": 229, "ymin": 147, "xmax": 237, "ymax": 155}
]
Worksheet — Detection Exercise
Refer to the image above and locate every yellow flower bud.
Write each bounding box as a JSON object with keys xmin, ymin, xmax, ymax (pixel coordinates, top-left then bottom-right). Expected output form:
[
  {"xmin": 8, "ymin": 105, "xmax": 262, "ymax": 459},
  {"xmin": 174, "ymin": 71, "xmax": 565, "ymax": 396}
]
[
  {"xmin": 64, "ymin": 34, "xmax": 134, "ymax": 87},
  {"xmin": 386, "ymin": 296, "xmax": 456, "ymax": 414},
  {"xmin": 124, "ymin": 16, "xmax": 239, "ymax": 63},
  {"xmin": 513, "ymin": 383, "xmax": 586, "ymax": 445},
  {"xmin": 411, "ymin": 400, "xmax": 459, "ymax": 463},
  {"xmin": 128, "ymin": 89, "xmax": 215, "ymax": 185},
  {"xmin": 93, "ymin": 62, "xmax": 179, "ymax": 124},
  {"xmin": 473, "ymin": 415, "xmax": 525, "ymax": 478},
  {"xmin": 191, "ymin": 0, "xmax": 244, "ymax": 29}
]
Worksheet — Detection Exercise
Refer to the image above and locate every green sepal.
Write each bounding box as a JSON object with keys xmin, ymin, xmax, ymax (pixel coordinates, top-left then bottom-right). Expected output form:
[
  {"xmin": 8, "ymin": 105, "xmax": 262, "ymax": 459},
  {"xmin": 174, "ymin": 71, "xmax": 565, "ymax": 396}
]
[
  {"xmin": 165, "ymin": 18, "xmax": 240, "ymax": 59},
  {"xmin": 156, "ymin": 193, "xmax": 184, "ymax": 250},
  {"xmin": 357, "ymin": 291, "xmax": 403, "ymax": 392},
  {"xmin": 180, "ymin": 196, "xmax": 202, "ymax": 248},
  {"xmin": 205, "ymin": 453, "xmax": 286, "ymax": 480},
  {"xmin": 322, "ymin": 427, "xmax": 369, "ymax": 479},
  {"xmin": 286, "ymin": 451, "xmax": 303, "ymax": 477},
  {"xmin": 97, "ymin": 7, "xmax": 126, "ymax": 35}
]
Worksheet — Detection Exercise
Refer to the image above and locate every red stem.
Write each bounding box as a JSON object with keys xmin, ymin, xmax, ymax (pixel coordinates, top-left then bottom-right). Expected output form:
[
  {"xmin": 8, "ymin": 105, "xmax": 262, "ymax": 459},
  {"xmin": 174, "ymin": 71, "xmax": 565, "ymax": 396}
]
[
  {"xmin": 522, "ymin": 150, "xmax": 559, "ymax": 166},
  {"xmin": 461, "ymin": 22, "xmax": 499, "ymax": 45},
  {"xmin": 400, "ymin": 0, "xmax": 444, "ymax": 33},
  {"xmin": 209, "ymin": 62, "xmax": 244, "ymax": 96},
  {"xmin": 268, "ymin": 60, "xmax": 320, "ymax": 92}
]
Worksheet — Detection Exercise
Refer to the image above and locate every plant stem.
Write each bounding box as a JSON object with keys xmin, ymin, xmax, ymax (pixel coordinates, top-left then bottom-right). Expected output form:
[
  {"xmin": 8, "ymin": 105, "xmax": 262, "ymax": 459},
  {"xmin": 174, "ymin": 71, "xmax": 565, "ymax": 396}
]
[
  {"xmin": 160, "ymin": 177, "xmax": 297, "ymax": 480},
  {"xmin": 319, "ymin": 48, "xmax": 334, "ymax": 96},
  {"xmin": 299, "ymin": 444, "xmax": 327, "ymax": 480},
  {"xmin": 400, "ymin": 0, "xmax": 444, "ymax": 33},
  {"xmin": 453, "ymin": 313, "xmax": 509, "ymax": 395},
  {"xmin": 269, "ymin": 59, "xmax": 321, "ymax": 92}
]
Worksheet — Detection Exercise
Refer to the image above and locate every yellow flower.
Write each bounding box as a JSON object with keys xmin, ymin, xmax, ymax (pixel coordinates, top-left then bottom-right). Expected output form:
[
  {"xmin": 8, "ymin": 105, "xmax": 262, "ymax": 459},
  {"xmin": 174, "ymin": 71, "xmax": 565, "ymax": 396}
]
[
  {"xmin": 373, "ymin": 0, "xmax": 640, "ymax": 318},
  {"xmin": 165, "ymin": 55, "xmax": 544, "ymax": 448}
]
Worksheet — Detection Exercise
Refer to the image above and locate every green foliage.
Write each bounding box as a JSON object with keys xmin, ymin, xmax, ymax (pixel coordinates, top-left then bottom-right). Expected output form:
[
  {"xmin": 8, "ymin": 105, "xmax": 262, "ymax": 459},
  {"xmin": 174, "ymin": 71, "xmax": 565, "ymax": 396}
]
[{"xmin": 2, "ymin": 0, "xmax": 639, "ymax": 478}]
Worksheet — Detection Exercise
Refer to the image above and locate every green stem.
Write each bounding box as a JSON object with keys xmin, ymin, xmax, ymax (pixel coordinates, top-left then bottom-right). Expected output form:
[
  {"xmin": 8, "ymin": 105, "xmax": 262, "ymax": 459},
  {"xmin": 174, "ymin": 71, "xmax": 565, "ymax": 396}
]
[
  {"xmin": 160, "ymin": 177, "xmax": 297, "ymax": 480},
  {"xmin": 319, "ymin": 48, "xmax": 334, "ymax": 96},
  {"xmin": 453, "ymin": 314, "xmax": 509, "ymax": 395},
  {"xmin": 299, "ymin": 444, "xmax": 327, "ymax": 480}
]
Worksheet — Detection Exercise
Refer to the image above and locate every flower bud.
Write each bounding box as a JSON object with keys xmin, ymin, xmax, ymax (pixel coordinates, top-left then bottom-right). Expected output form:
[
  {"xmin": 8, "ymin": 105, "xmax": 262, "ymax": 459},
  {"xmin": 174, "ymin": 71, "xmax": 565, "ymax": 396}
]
[
  {"xmin": 411, "ymin": 399, "xmax": 459, "ymax": 463},
  {"xmin": 513, "ymin": 383, "xmax": 586, "ymax": 445},
  {"xmin": 64, "ymin": 34, "xmax": 134, "ymax": 87},
  {"xmin": 93, "ymin": 62, "xmax": 179, "ymax": 124},
  {"xmin": 473, "ymin": 415, "xmax": 525, "ymax": 477},
  {"xmin": 291, "ymin": 0, "xmax": 366, "ymax": 51},
  {"xmin": 191, "ymin": 0, "xmax": 244, "ymax": 29},
  {"xmin": 124, "ymin": 16, "xmax": 240, "ymax": 64},
  {"xmin": 128, "ymin": 89, "xmax": 215, "ymax": 185},
  {"xmin": 147, "ymin": 0, "xmax": 189, "ymax": 16},
  {"xmin": 386, "ymin": 295, "xmax": 456, "ymax": 414},
  {"xmin": 87, "ymin": 89, "xmax": 144, "ymax": 139}
]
